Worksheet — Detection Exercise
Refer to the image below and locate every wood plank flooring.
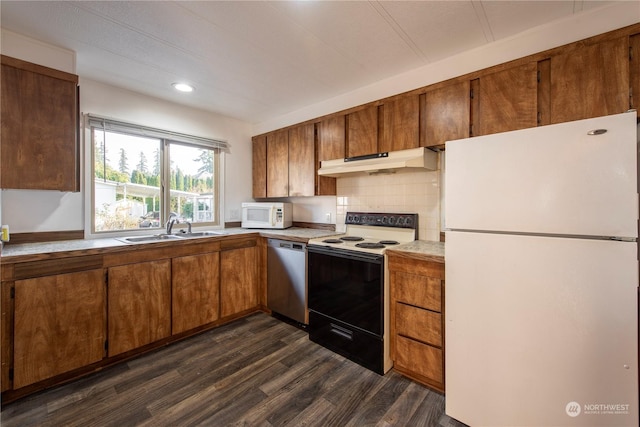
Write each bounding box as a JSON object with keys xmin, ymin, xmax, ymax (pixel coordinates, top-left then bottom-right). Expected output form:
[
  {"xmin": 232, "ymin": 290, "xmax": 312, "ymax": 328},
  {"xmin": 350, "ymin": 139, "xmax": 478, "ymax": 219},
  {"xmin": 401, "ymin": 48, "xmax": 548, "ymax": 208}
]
[{"xmin": 1, "ymin": 313, "xmax": 467, "ymax": 427}]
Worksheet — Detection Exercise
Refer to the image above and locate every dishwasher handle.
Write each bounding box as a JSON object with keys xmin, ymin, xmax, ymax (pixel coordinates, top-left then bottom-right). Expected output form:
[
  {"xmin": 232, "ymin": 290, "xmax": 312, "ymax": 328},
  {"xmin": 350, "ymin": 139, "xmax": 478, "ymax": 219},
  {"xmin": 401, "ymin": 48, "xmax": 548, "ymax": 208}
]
[{"xmin": 268, "ymin": 238, "xmax": 306, "ymax": 252}]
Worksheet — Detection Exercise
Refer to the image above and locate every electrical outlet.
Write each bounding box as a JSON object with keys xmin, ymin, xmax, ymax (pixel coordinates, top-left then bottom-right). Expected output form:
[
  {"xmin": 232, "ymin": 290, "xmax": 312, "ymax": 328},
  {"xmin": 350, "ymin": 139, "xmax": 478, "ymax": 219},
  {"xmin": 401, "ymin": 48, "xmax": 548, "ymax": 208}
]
[{"xmin": 325, "ymin": 212, "xmax": 331, "ymax": 223}]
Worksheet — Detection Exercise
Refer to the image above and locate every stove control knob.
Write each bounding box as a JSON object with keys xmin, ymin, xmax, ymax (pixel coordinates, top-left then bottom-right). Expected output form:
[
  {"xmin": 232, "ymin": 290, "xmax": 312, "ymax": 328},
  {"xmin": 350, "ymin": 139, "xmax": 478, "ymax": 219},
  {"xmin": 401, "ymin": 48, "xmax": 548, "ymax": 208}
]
[{"xmin": 382, "ymin": 216, "xmax": 387, "ymax": 224}]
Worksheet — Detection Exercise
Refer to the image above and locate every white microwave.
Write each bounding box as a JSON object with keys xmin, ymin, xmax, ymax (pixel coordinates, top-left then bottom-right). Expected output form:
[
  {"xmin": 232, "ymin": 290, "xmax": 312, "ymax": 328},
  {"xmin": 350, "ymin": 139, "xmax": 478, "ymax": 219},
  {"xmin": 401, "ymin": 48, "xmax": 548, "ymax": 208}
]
[{"xmin": 241, "ymin": 202, "xmax": 292, "ymax": 229}]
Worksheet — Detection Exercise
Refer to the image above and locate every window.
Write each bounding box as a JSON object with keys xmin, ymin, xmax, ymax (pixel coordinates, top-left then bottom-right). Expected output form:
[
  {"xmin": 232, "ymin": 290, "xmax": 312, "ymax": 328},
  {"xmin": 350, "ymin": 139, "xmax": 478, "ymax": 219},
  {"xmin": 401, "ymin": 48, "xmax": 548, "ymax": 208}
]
[{"xmin": 89, "ymin": 115, "xmax": 226, "ymax": 234}]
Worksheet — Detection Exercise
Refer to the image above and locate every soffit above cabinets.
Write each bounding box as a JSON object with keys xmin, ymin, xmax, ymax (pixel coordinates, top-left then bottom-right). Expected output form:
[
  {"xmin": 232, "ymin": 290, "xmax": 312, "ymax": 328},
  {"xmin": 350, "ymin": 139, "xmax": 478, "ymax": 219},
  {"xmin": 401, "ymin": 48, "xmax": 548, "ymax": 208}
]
[{"xmin": 0, "ymin": 1, "xmax": 621, "ymax": 124}]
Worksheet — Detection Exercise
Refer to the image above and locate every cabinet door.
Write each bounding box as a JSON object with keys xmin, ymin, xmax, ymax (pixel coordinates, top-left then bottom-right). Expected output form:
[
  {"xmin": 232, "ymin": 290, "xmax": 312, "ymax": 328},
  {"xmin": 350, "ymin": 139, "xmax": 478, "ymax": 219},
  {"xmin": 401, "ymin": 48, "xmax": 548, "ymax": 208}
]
[
  {"xmin": 252, "ymin": 135, "xmax": 267, "ymax": 198},
  {"xmin": 13, "ymin": 269, "xmax": 105, "ymax": 389},
  {"xmin": 266, "ymin": 130, "xmax": 289, "ymax": 198},
  {"xmin": 1, "ymin": 282, "xmax": 12, "ymax": 392},
  {"xmin": 631, "ymin": 34, "xmax": 640, "ymax": 116},
  {"xmin": 474, "ymin": 62, "xmax": 538, "ymax": 136},
  {"xmin": 550, "ymin": 37, "xmax": 628, "ymax": 123},
  {"xmin": 108, "ymin": 260, "xmax": 171, "ymax": 356},
  {"xmin": 423, "ymin": 81, "xmax": 470, "ymax": 148},
  {"xmin": 380, "ymin": 95, "xmax": 419, "ymax": 152},
  {"xmin": 1, "ymin": 57, "xmax": 78, "ymax": 191},
  {"xmin": 220, "ymin": 245, "xmax": 258, "ymax": 317},
  {"xmin": 346, "ymin": 105, "xmax": 378, "ymax": 157},
  {"xmin": 472, "ymin": 62, "xmax": 538, "ymax": 136},
  {"xmin": 316, "ymin": 116, "xmax": 344, "ymax": 196},
  {"xmin": 172, "ymin": 252, "xmax": 220, "ymax": 335},
  {"xmin": 288, "ymin": 124, "xmax": 315, "ymax": 197},
  {"xmin": 395, "ymin": 335, "xmax": 444, "ymax": 386},
  {"xmin": 318, "ymin": 116, "xmax": 346, "ymax": 161}
]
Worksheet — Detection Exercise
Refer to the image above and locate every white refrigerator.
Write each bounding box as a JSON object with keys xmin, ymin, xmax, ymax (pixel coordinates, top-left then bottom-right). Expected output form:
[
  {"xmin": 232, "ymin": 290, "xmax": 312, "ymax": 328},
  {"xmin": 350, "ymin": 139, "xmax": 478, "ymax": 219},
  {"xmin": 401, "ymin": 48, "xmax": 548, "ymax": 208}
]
[{"xmin": 445, "ymin": 111, "xmax": 639, "ymax": 427}]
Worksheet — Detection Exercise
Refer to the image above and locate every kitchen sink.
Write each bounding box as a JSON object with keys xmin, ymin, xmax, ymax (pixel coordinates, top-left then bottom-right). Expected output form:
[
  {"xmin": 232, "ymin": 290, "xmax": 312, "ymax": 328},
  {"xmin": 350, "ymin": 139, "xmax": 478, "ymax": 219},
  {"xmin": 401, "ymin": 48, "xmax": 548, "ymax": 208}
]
[
  {"xmin": 117, "ymin": 234, "xmax": 182, "ymax": 243},
  {"xmin": 175, "ymin": 231, "xmax": 226, "ymax": 238},
  {"xmin": 117, "ymin": 231, "xmax": 226, "ymax": 244}
]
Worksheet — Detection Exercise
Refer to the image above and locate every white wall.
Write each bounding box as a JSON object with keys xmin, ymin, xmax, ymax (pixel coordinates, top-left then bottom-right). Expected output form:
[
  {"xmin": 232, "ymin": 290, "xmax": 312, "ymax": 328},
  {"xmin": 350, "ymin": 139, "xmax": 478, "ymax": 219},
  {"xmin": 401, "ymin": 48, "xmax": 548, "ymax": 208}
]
[
  {"xmin": 0, "ymin": 29, "xmax": 254, "ymax": 233},
  {"xmin": 0, "ymin": 29, "xmax": 82, "ymax": 232},
  {"xmin": 79, "ymin": 78, "xmax": 254, "ymax": 235},
  {"xmin": 253, "ymin": 1, "xmax": 640, "ymax": 135}
]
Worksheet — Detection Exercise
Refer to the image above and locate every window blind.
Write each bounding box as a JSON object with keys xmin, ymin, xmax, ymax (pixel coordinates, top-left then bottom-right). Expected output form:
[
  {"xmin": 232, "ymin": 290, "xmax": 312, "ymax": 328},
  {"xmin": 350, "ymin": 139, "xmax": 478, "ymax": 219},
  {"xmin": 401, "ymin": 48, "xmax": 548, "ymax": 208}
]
[{"xmin": 86, "ymin": 114, "xmax": 229, "ymax": 150}]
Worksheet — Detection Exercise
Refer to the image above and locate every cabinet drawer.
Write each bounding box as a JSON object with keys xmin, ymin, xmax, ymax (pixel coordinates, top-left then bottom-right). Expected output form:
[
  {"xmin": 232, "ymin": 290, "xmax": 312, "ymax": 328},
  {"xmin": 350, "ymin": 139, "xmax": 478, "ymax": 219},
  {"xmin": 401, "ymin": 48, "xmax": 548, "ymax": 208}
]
[
  {"xmin": 395, "ymin": 335, "xmax": 443, "ymax": 385},
  {"xmin": 393, "ymin": 271, "xmax": 441, "ymax": 312},
  {"xmin": 396, "ymin": 303, "xmax": 442, "ymax": 347}
]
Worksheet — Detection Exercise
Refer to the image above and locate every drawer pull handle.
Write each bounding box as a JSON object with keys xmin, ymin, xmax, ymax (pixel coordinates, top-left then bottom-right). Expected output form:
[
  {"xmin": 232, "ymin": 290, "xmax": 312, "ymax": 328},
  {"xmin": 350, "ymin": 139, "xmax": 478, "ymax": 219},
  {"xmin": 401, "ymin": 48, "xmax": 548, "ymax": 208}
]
[{"xmin": 330, "ymin": 323, "xmax": 353, "ymax": 341}]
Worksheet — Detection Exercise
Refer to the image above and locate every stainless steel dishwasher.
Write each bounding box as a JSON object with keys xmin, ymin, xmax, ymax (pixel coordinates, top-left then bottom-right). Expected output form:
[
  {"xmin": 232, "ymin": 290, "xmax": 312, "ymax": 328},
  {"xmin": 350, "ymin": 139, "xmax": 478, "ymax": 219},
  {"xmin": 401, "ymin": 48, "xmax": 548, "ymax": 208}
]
[{"xmin": 267, "ymin": 238, "xmax": 307, "ymax": 326}]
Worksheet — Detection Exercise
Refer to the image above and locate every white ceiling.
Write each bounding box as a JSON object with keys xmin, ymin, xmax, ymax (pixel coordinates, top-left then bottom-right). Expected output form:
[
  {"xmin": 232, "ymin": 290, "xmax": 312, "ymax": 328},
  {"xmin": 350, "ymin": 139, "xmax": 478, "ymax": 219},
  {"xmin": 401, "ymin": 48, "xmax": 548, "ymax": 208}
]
[{"xmin": 0, "ymin": 1, "xmax": 617, "ymax": 125}]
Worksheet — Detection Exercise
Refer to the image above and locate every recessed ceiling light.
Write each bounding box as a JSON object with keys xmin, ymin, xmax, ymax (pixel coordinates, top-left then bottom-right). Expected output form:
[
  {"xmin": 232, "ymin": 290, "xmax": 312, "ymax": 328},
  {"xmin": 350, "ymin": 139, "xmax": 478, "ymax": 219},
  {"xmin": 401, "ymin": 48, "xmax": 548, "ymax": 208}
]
[{"xmin": 172, "ymin": 82, "xmax": 194, "ymax": 93}]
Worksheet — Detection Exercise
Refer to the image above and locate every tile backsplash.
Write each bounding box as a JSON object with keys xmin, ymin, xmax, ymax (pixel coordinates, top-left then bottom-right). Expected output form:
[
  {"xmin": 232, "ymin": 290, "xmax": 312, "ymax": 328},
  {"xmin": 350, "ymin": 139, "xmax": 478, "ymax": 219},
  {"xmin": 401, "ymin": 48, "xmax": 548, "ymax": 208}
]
[{"xmin": 335, "ymin": 164, "xmax": 441, "ymax": 241}]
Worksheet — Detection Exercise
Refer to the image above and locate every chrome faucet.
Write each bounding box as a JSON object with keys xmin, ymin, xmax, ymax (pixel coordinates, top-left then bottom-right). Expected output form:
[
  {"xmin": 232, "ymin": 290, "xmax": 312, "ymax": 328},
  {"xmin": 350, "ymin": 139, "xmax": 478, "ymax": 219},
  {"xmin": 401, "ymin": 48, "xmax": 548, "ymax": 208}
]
[
  {"xmin": 186, "ymin": 221, "xmax": 192, "ymax": 234},
  {"xmin": 166, "ymin": 213, "xmax": 178, "ymax": 234}
]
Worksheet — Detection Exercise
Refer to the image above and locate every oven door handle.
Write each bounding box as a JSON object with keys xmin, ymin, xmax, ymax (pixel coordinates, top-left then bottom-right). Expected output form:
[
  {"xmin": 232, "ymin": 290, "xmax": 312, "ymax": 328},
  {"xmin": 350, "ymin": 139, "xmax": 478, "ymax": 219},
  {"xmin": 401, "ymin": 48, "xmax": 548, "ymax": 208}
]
[{"xmin": 330, "ymin": 323, "xmax": 354, "ymax": 341}]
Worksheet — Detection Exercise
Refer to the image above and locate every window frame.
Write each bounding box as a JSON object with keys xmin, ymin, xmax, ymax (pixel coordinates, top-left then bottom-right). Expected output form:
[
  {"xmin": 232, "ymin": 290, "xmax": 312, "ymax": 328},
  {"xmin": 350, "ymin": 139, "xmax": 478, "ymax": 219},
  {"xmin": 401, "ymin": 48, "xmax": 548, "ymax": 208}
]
[{"xmin": 84, "ymin": 115, "xmax": 226, "ymax": 239}]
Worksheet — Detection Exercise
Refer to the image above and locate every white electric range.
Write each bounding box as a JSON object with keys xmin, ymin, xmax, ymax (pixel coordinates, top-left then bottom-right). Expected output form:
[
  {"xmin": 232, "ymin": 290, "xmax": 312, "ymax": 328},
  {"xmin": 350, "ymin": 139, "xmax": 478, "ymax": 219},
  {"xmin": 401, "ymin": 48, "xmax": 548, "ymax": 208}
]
[
  {"xmin": 306, "ymin": 212, "xmax": 418, "ymax": 375},
  {"xmin": 307, "ymin": 212, "xmax": 418, "ymax": 255}
]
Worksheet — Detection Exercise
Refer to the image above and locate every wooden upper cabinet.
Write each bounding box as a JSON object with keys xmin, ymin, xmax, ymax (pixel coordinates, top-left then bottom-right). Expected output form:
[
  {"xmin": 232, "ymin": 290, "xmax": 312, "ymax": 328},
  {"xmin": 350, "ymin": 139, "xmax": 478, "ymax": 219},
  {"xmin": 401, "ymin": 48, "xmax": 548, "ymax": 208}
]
[
  {"xmin": 252, "ymin": 135, "xmax": 267, "ymax": 199},
  {"xmin": 631, "ymin": 34, "xmax": 640, "ymax": 117},
  {"xmin": 550, "ymin": 37, "xmax": 629, "ymax": 124},
  {"xmin": 13, "ymin": 269, "xmax": 105, "ymax": 389},
  {"xmin": 266, "ymin": 130, "xmax": 289, "ymax": 198},
  {"xmin": 423, "ymin": 80, "xmax": 470, "ymax": 148},
  {"xmin": 473, "ymin": 62, "xmax": 538, "ymax": 136},
  {"xmin": 255, "ymin": 122, "xmax": 337, "ymax": 199},
  {"xmin": 172, "ymin": 252, "xmax": 220, "ymax": 335},
  {"xmin": 288, "ymin": 123, "xmax": 315, "ymax": 197},
  {"xmin": 107, "ymin": 260, "xmax": 171, "ymax": 357},
  {"xmin": 316, "ymin": 116, "xmax": 344, "ymax": 196},
  {"xmin": 317, "ymin": 116, "xmax": 346, "ymax": 161},
  {"xmin": 251, "ymin": 25, "xmax": 639, "ymax": 163},
  {"xmin": 1, "ymin": 55, "xmax": 79, "ymax": 191},
  {"xmin": 346, "ymin": 105, "xmax": 378, "ymax": 157},
  {"xmin": 380, "ymin": 95, "xmax": 419, "ymax": 152}
]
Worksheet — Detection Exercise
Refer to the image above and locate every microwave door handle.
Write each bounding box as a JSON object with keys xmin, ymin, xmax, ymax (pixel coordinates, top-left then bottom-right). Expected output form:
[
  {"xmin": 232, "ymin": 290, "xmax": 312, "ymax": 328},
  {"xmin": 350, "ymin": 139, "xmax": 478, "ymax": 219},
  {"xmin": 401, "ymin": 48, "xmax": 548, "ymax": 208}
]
[{"xmin": 271, "ymin": 206, "xmax": 276, "ymax": 226}]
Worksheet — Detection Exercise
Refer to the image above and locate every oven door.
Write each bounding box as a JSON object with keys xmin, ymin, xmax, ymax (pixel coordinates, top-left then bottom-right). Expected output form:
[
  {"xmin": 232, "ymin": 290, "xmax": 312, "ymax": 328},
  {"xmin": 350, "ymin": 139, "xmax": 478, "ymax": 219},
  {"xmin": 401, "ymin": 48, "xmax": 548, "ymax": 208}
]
[{"xmin": 307, "ymin": 245, "xmax": 384, "ymax": 336}]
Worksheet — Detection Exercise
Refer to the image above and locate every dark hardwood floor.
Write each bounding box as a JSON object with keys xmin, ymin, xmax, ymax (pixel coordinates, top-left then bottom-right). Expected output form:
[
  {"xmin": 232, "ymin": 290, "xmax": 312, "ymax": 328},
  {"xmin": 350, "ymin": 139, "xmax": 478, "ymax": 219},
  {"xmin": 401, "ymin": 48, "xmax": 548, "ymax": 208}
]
[{"xmin": 1, "ymin": 313, "xmax": 466, "ymax": 427}]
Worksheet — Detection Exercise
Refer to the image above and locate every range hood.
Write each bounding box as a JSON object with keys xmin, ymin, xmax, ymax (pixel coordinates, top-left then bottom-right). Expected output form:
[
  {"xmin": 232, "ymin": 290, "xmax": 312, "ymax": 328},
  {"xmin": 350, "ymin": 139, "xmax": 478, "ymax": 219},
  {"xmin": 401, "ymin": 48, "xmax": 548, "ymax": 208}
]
[{"xmin": 317, "ymin": 147, "xmax": 438, "ymax": 177}]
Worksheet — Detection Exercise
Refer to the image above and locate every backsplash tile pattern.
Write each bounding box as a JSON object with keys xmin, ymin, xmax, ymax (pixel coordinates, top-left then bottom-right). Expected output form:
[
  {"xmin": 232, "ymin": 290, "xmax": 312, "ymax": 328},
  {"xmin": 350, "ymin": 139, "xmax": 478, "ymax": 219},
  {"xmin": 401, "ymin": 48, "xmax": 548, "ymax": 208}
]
[{"xmin": 336, "ymin": 165, "xmax": 441, "ymax": 241}]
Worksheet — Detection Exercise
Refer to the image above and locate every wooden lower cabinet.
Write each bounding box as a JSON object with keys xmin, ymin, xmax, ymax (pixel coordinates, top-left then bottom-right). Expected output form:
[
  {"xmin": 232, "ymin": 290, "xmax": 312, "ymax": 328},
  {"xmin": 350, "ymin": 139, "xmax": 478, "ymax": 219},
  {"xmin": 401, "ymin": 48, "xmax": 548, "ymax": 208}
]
[
  {"xmin": 172, "ymin": 252, "xmax": 220, "ymax": 334},
  {"xmin": 220, "ymin": 242, "xmax": 258, "ymax": 318},
  {"xmin": 13, "ymin": 269, "xmax": 105, "ymax": 389},
  {"xmin": 389, "ymin": 252, "xmax": 445, "ymax": 393},
  {"xmin": 107, "ymin": 260, "xmax": 171, "ymax": 357},
  {"xmin": 395, "ymin": 335, "xmax": 443, "ymax": 386},
  {"xmin": 2, "ymin": 235, "xmax": 263, "ymax": 402}
]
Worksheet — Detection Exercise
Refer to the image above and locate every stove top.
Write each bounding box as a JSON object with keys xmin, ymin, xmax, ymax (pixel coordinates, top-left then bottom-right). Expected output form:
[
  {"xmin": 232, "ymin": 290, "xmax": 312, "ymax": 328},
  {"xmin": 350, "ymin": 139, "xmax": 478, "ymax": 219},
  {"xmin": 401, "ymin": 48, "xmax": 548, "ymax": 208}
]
[{"xmin": 308, "ymin": 212, "xmax": 418, "ymax": 255}]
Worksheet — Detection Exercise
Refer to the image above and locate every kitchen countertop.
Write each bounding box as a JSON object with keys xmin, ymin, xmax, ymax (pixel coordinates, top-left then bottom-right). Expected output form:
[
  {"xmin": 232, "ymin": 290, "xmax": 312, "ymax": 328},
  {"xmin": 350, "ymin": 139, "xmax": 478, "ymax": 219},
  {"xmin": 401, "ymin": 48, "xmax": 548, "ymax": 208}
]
[
  {"xmin": 257, "ymin": 227, "xmax": 340, "ymax": 242},
  {"xmin": 0, "ymin": 227, "xmax": 444, "ymax": 263},
  {"xmin": 386, "ymin": 240, "xmax": 445, "ymax": 263},
  {"xmin": 0, "ymin": 227, "xmax": 341, "ymax": 262}
]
